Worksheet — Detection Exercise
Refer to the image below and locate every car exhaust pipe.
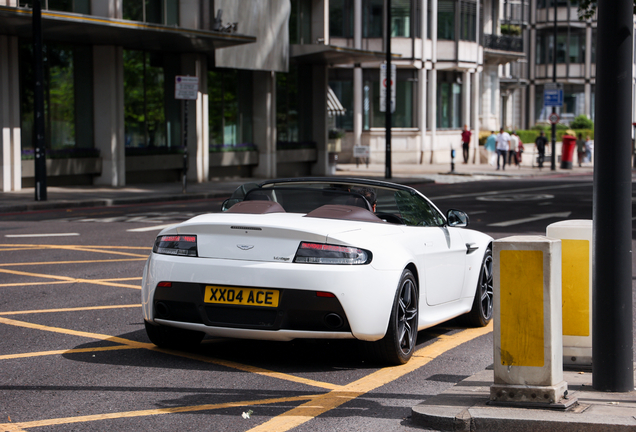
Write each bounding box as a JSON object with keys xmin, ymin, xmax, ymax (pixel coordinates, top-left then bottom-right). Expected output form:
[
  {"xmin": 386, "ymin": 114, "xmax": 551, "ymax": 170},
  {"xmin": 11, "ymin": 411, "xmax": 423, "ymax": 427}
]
[
  {"xmin": 155, "ymin": 302, "xmax": 170, "ymax": 318},
  {"xmin": 324, "ymin": 313, "xmax": 344, "ymax": 329}
]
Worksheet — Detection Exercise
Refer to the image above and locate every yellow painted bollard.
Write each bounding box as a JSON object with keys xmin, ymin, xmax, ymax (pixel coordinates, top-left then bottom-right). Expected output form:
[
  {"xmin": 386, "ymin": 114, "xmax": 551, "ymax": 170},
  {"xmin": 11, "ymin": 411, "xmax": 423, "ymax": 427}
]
[
  {"xmin": 490, "ymin": 236, "xmax": 572, "ymax": 407},
  {"xmin": 547, "ymin": 220, "xmax": 592, "ymax": 368}
]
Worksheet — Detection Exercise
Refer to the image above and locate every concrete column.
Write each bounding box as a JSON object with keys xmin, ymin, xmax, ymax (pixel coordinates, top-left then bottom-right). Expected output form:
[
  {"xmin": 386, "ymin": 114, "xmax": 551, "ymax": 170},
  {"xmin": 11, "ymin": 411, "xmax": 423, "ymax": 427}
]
[
  {"xmin": 312, "ymin": 0, "xmax": 329, "ymax": 45},
  {"xmin": 181, "ymin": 54, "xmax": 208, "ymax": 183},
  {"xmin": 491, "ymin": 236, "xmax": 571, "ymax": 408},
  {"xmin": 529, "ymin": 84, "xmax": 536, "ymax": 127},
  {"xmin": 472, "ymin": 70, "xmax": 480, "ymax": 164},
  {"xmin": 311, "ymin": 65, "xmax": 329, "ymax": 176},
  {"xmin": 418, "ymin": 68, "xmax": 427, "ymax": 164},
  {"xmin": 253, "ymin": 71, "xmax": 277, "ymax": 178},
  {"xmin": 584, "ymin": 25, "xmax": 593, "ymax": 119},
  {"xmin": 0, "ymin": 35, "xmax": 21, "ymax": 191},
  {"xmin": 463, "ymin": 70, "xmax": 471, "ymax": 129},
  {"xmin": 429, "ymin": 68, "xmax": 437, "ymax": 163},
  {"xmin": 353, "ymin": 0, "xmax": 362, "ymax": 148},
  {"xmin": 93, "ymin": 45, "xmax": 125, "ymax": 186}
]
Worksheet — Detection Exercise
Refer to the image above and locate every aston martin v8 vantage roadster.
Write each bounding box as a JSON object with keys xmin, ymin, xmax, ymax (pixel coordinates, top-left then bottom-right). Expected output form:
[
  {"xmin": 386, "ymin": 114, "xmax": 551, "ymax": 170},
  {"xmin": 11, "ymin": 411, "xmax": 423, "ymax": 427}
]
[{"xmin": 141, "ymin": 178, "xmax": 493, "ymax": 364}]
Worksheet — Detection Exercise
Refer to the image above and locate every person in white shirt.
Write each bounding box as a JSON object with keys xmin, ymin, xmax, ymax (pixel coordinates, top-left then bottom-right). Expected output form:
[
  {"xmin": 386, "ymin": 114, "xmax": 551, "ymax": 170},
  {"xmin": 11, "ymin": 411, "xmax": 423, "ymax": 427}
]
[
  {"xmin": 509, "ymin": 132, "xmax": 520, "ymax": 167},
  {"xmin": 496, "ymin": 128, "xmax": 511, "ymax": 170}
]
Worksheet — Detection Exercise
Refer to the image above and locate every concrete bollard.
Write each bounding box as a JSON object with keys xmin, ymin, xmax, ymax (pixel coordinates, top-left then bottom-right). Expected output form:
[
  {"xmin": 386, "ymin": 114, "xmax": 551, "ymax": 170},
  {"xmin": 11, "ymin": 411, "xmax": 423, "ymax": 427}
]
[
  {"xmin": 490, "ymin": 236, "xmax": 573, "ymax": 408},
  {"xmin": 547, "ymin": 220, "xmax": 593, "ymax": 368}
]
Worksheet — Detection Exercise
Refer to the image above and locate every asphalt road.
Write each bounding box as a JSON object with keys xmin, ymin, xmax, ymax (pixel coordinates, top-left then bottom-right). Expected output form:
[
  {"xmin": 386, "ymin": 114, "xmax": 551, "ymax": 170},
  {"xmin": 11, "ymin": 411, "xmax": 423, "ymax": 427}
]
[{"xmin": 0, "ymin": 174, "xmax": 633, "ymax": 432}]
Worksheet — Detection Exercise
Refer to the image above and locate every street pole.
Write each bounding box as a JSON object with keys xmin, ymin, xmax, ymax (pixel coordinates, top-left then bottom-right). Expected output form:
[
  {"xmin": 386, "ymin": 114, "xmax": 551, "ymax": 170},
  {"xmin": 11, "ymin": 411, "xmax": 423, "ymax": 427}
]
[
  {"xmin": 182, "ymin": 100, "xmax": 188, "ymax": 194},
  {"xmin": 33, "ymin": 0, "xmax": 47, "ymax": 200},
  {"xmin": 550, "ymin": 0, "xmax": 557, "ymax": 171},
  {"xmin": 593, "ymin": 0, "xmax": 634, "ymax": 392},
  {"xmin": 385, "ymin": 0, "xmax": 392, "ymax": 180}
]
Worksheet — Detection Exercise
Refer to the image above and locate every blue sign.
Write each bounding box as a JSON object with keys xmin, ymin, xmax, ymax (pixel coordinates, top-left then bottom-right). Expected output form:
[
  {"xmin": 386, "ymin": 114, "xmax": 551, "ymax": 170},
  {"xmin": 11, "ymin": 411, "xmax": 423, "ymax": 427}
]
[{"xmin": 544, "ymin": 87, "xmax": 563, "ymax": 107}]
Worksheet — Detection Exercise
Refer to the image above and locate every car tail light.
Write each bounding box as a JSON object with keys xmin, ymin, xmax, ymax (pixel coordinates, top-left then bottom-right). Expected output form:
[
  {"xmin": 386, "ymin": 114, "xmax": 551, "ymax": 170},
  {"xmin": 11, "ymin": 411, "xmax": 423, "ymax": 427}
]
[
  {"xmin": 293, "ymin": 242, "xmax": 371, "ymax": 265},
  {"xmin": 153, "ymin": 235, "xmax": 198, "ymax": 257}
]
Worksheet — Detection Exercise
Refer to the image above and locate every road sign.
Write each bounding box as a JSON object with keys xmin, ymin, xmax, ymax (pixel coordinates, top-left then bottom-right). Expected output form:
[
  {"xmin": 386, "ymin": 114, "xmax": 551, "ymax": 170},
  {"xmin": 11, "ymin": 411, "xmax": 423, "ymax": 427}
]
[
  {"xmin": 175, "ymin": 76, "xmax": 199, "ymax": 100},
  {"xmin": 549, "ymin": 112, "xmax": 560, "ymax": 124},
  {"xmin": 353, "ymin": 146, "xmax": 370, "ymax": 158},
  {"xmin": 379, "ymin": 64, "xmax": 396, "ymax": 113},
  {"xmin": 544, "ymin": 83, "xmax": 563, "ymax": 107}
]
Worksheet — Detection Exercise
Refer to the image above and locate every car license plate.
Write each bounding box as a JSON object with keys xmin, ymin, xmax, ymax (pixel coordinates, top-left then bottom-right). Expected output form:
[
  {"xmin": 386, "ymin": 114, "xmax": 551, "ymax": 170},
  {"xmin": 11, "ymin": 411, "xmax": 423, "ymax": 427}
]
[{"xmin": 204, "ymin": 286, "xmax": 279, "ymax": 307}]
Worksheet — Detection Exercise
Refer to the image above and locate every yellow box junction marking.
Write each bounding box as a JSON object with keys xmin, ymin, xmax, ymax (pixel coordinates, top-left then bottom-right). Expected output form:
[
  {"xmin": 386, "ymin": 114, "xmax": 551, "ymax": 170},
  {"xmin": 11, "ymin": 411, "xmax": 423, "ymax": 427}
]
[
  {"xmin": 561, "ymin": 239, "xmax": 590, "ymax": 336},
  {"xmin": 0, "ymin": 268, "xmax": 141, "ymax": 290},
  {"xmin": 499, "ymin": 250, "xmax": 545, "ymax": 367}
]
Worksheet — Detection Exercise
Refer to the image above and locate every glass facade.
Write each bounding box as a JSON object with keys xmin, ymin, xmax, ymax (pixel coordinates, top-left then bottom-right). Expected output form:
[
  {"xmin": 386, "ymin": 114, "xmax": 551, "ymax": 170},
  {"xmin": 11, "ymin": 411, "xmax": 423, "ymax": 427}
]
[
  {"xmin": 437, "ymin": 71, "xmax": 462, "ymax": 129},
  {"xmin": 329, "ymin": 0, "xmax": 415, "ymax": 39},
  {"xmin": 438, "ymin": 1, "xmax": 455, "ymax": 40},
  {"xmin": 536, "ymin": 28, "xmax": 586, "ymax": 64},
  {"xmin": 209, "ymin": 69, "xmax": 253, "ymax": 147},
  {"xmin": 359, "ymin": 68, "xmax": 416, "ymax": 129},
  {"xmin": 277, "ymin": 65, "xmax": 300, "ymax": 143},
  {"xmin": 460, "ymin": 1, "xmax": 477, "ymax": 42},
  {"xmin": 534, "ymin": 84, "xmax": 587, "ymax": 123},
  {"xmin": 19, "ymin": 42, "xmax": 94, "ymax": 152},
  {"xmin": 123, "ymin": 0, "xmax": 179, "ymax": 25},
  {"xmin": 289, "ymin": 0, "xmax": 312, "ymax": 44},
  {"xmin": 19, "ymin": 0, "xmax": 90, "ymax": 13}
]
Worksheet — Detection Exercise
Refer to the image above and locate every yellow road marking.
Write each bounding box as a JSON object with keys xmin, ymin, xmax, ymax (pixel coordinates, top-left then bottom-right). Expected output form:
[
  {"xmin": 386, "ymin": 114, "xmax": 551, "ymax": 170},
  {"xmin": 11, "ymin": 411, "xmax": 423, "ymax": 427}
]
[
  {"xmin": 0, "ymin": 304, "xmax": 140, "ymax": 316},
  {"xmin": 246, "ymin": 323, "xmax": 493, "ymax": 432},
  {"xmin": 52, "ymin": 246, "xmax": 149, "ymax": 258},
  {"xmin": 0, "ymin": 395, "xmax": 319, "ymax": 431},
  {"xmin": 0, "ymin": 269, "xmax": 141, "ymax": 290},
  {"xmin": 0, "ymin": 345, "xmax": 139, "ymax": 360},
  {"xmin": 0, "ymin": 258, "xmax": 147, "ymax": 267},
  {"xmin": 0, "ymin": 317, "xmax": 339, "ymax": 390}
]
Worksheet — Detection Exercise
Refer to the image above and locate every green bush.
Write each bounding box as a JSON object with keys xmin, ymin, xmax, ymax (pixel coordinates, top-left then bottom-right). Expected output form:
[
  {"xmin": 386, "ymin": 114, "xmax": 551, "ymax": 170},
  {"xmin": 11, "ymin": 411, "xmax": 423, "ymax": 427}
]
[
  {"xmin": 515, "ymin": 128, "xmax": 594, "ymax": 143},
  {"xmin": 570, "ymin": 114, "xmax": 594, "ymax": 130},
  {"xmin": 500, "ymin": 24, "xmax": 521, "ymax": 36}
]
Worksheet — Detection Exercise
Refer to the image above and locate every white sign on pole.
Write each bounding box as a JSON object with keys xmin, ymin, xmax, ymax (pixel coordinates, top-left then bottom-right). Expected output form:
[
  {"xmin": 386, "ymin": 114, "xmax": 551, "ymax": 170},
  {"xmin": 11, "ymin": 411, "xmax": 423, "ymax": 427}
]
[
  {"xmin": 379, "ymin": 64, "xmax": 396, "ymax": 113},
  {"xmin": 175, "ymin": 76, "xmax": 199, "ymax": 100},
  {"xmin": 353, "ymin": 146, "xmax": 370, "ymax": 158}
]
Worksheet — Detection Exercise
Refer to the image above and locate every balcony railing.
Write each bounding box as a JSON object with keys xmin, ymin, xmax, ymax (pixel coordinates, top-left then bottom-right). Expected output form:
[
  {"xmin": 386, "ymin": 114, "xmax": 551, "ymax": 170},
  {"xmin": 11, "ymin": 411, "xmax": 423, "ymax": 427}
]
[{"xmin": 483, "ymin": 34, "xmax": 524, "ymax": 53}]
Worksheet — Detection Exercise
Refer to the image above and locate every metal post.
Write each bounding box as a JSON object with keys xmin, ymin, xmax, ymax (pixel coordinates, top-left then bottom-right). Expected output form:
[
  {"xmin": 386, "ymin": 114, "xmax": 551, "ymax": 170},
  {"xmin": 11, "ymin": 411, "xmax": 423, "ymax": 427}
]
[
  {"xmin": 550, "ymin": 0, "xmax": 557, "ymax": 171},
  {"xmin": 385, "ymin": 0, "xmax": 392, "ymax": 180},
  {"xmin": 182, "ymin": 100, "xmax": 188, "ymax": 194},
  {"xmin": 33, "ymin": 0, "xmax": 47, "ymax": 201},
  {"xmin": 592, "ymin": 0, "xmax": 634, "ymax": 392}
]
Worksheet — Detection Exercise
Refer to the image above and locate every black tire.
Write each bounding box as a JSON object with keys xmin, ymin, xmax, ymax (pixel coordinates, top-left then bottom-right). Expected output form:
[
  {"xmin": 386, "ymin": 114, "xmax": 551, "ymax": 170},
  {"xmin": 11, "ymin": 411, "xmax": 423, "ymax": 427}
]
[
  {"xmin": 367, "ymin": 269, "xmax": 419, "ymax": 365},
  {"xmin": 144, "ymin": 320, "xmax": 204, "ymax": 349},
  {"xmin": 465, "ymin": 247, "xmax": 493, "ymax": 327}
]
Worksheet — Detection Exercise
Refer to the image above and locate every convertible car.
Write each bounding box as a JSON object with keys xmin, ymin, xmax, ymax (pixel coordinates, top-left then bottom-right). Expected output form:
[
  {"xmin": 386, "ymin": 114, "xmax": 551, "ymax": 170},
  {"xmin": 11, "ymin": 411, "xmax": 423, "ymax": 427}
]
[{"xmin": 141, "ymin": 178, "xmax": 493, "ymax": 364}]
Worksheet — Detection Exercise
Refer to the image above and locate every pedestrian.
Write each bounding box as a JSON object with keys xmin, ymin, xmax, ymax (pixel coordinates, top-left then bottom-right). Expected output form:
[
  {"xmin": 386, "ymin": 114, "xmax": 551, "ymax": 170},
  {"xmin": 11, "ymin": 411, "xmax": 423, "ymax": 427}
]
[
  {"xmin": 485, "ymin": 131, "xmax": 497, "ymax": 166},
  {"xmin": 535, "ymin": 130, "xmax": 548, "ymax": 168},
  {"xmin": 509, "ymin": 131, "xmax": 519, "ymax": 167},
  {"xmin": 576, "ymin": 133, "xmax": 586, "ymax": 167},
  {"xmin": 461, "ymin": 124, "xmax": 472, "ymax": 164},
  {"xmin": 496, "ymin": 128, "xmax": 510, "ymax": 170},
  {"xmin": 585, "ymin": 135, "xmax": 593, "ymax": 163}
]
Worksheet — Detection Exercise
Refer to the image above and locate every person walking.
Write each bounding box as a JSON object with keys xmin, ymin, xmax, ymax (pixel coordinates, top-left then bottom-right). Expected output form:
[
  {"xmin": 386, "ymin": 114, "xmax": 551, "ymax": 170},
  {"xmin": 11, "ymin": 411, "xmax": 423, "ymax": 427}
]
[
  {"xmin": 535, "ymin": 130, "xmax": 548, "ymax": 168},
  {"xmin": 509, "ymin": 131, "xmax": 520, "ymax": 168},
  {"xmin": 496, "ymin": 128, "xmax": 510, "ymax": 170},
  {"xmin": 461, "ymin": 124, "xmax": 472, "ymax": 164},
  {"xmin": 585, "ymin": 135, "xmax": 593, "ymax": 163},
  {"xmin": 485, "ymin": 131, "xmax": 497, "ymax": 166},
  {"xmin": 576, "ymin": 133, "xmax": 586, "ymax": 167}
]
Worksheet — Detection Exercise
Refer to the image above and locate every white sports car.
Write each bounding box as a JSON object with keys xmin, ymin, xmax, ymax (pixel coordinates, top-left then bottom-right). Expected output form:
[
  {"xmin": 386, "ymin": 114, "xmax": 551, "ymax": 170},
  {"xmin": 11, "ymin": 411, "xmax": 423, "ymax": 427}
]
[{"xmin": 141, "ymin": 178, "xmax": 493, "ymax": 364}]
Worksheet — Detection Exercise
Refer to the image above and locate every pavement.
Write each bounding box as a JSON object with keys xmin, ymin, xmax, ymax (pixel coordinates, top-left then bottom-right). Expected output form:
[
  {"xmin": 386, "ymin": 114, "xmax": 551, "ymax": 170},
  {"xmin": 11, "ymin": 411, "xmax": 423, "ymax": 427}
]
[
  {"xmin": 411, "ymin": 366, "xmax": 636, "ymax": 431},
  {"xmin": 0, "ymin": 161, "xmax": 596, "ymax": 214},
  {"xmin": 5, "ymin": 160, "xmax": 635, "ymax": 431}
]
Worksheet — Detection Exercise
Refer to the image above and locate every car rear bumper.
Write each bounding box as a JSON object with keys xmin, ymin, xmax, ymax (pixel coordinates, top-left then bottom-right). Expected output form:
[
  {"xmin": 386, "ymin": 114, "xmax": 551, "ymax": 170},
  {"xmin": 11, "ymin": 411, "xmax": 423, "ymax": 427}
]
[{"xmin": 142, "ymin": 253, "xmax": 402, "ymax": 341}]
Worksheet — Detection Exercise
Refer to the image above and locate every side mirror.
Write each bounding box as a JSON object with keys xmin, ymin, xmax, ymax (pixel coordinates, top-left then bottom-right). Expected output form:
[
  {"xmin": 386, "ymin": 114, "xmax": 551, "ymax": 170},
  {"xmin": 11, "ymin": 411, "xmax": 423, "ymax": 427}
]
[{"xmin": 446, "ymin": 209, "xmax": 469, "ymax": 227}]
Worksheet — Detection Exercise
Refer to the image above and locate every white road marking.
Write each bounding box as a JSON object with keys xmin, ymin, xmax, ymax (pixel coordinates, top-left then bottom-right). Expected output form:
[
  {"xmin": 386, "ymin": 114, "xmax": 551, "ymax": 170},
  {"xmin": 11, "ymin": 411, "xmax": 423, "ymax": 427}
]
[
  {"xmin": 126, "ymin": 224, "xmax": 177, "ymax": 232},
  {"xmin": 5, "ymin": 233, "xmax": 80, "ymax": 238},
  {"xmin": 488, "ymin": 212, "xmax": 571, "ymax": 227},
  {"xmin": 431, "ymin": 182, "xmax": 593, "ymax": 201}
]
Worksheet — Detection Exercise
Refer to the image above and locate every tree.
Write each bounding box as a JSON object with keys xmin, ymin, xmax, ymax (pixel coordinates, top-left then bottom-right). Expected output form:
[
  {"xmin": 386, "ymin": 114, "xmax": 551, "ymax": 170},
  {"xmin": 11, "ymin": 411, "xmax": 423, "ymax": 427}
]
[{"xmin": 577, "ymin": 0, "xmax": 636, "ymax": 20}]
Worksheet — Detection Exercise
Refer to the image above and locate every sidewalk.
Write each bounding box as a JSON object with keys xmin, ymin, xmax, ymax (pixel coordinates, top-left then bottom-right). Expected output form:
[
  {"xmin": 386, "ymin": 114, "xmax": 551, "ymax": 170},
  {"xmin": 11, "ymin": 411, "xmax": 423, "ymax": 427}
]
[
  {"xmin": 0, "ymin": 162, "xmax": 595, "ymax": 214},
  {"xmin": 411, "ymin": 366, "xmax": 636, "ymax": 431}
]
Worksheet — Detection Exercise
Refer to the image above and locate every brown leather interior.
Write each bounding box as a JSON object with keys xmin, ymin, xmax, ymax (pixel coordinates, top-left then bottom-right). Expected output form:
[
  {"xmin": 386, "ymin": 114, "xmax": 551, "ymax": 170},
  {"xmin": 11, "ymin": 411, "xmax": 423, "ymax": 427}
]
[
  {"xmin": 226, "ymin": 200, "xmax": 286, "ymax": 214},
  {"xmin": 305, "ymin": 204, "xmax": 384, "ymax": 223}
]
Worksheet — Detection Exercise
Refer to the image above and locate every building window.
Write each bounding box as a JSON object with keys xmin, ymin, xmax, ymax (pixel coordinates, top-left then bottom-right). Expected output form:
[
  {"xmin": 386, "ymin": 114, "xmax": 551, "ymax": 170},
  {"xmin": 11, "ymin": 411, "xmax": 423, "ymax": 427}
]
[
  {"xmin": 19, "ymin": 42, "xmax": 94, "ymax": 153},
  {"xmin": 277, "ymin": 65, "xmax": 300, "ymax": 143},
  {"xmin": 537, "ymin": 0, "xmax": 578, "ymax": 8},
  {"xmin": 123, "ymin": 0, "xmax": 179, "ymax": 25},
  {"xmin": 123, "ymin": 50, "xmax": 167, "ymax": 148},
  {"xmin": 536, "ymin": 28, "xmax": 585, "ymax": 65},
  {"xmin": 19, "ymin": 0, "xmax": 90, "ymax": 13},
  {"xmin": 391, "ymin": 0, "xmax": 411, "ymax": 37},
  {"xmin": 329, "ymin": 76, "xmax": 354, "ymax": 131},
  {"xmin": 209, "ymin": 69, "xmax": 253, "ymax": 147},
  {"xmin": 535, "ymin": 84, "xmax": 586, "ymax": 123},
  {"xmin": 437, "ymin": 71, "xmax": 462, "ymax": 129},
  {"xmin": 361, "ymin": 68, "xmax": 416, "ymax": 129},
  {"xmin": 330, "ymin": 0, "xmax": 353, "ymax": 38},
  {"xmin": 364, "ymin": 0, "xmax": 384, "ymax": 38},
  {"xmin": 290, "ymin": 0, "xmax": 312, "ymax": 44},
  {"xmin": 460, "ymin": 1, "xmax": 477, "ymax": 41},
  {"xmin": 438, "ymin": 0, "xmax": 455, "ymax": 40}
]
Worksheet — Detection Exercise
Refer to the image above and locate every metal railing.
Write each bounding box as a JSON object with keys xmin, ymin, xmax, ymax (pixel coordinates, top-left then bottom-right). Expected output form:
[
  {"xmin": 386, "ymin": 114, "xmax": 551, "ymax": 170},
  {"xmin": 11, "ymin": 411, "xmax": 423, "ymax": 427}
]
[{"xmin": 483, "ymin": 34, "xmax": 524, "ymax": 52}]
